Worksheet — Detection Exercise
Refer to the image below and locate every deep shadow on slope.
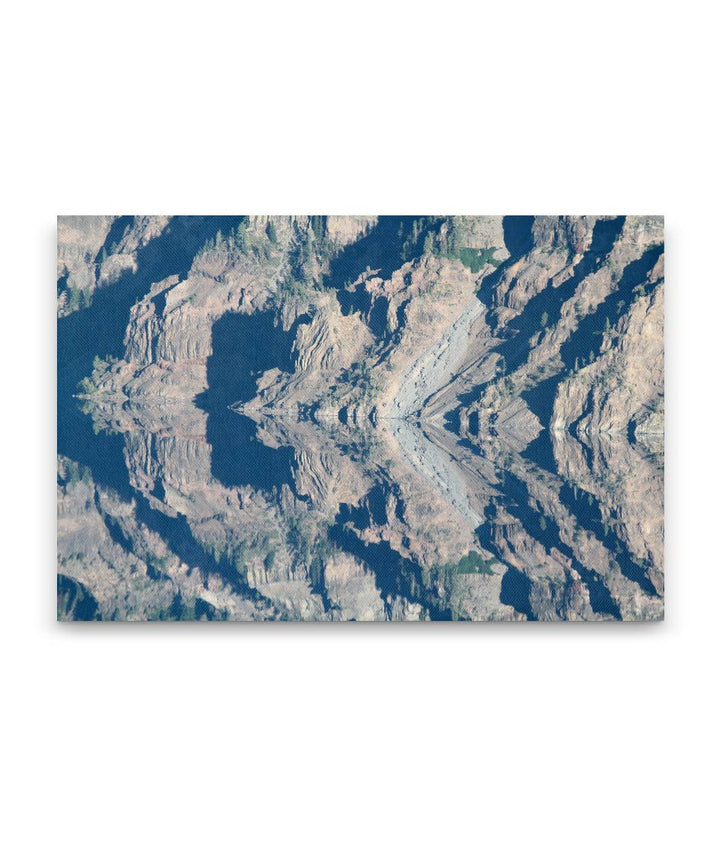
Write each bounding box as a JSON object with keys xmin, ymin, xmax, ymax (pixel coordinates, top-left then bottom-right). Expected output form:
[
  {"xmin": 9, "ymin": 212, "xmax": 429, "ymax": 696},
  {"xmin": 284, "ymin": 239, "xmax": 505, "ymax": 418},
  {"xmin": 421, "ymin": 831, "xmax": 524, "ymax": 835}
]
[
  {"xmin": 196, "ymin": 309, "xmax": 310, "ymax": 407},
  {"xmin": 494, "ymin": 216, "xmax": 625, "ymax": 378},
  {"xmin": 324, "ymin": 216, "xmax": 441, "ymax": 322},
  {"xmin": 558, "ymin": 482, "xmax": 659, "ymax": 596},
  {"xmin": 57, "ymin": 398, "xmax": 133, "ymax": 501},
  {"xmin": 57, "ymin": 217, "xmax": 292, "ymax": 613},
  {"xmin": 501, "ymin": 216, "xmax": 535, "ymax": 257},
  {"xmin": 203, "ymin": 409, "xmax": 297, "ymax": 492},
  {"xmin": 443, "ymin": 216, "xmax": 536, "ymax": 433},
  {"xmin": 195, "ymin": 310, "xmax": 312, "ymax": 491},
  {"xmin": 446, "ymin": 217, "xmax": 626, "ymax": 436},
  {"xmin": 57, "ymin": 216, "xmax": 247, "ymax": 401},
  {"xmin": 58, "ymin": 217, "xmax": 250, "ymax": 492},
  {"xmin": 522, "ymin": 241, "xmax": 664, "ymax": 428},
  {"xmin": 499, "ymin": 569, "xmax": 534, "ymax": 620},
  {"xmin": 57, "ymin": 574, "xmax": 100, "ymax": 621},
  {"xmin": 500, "ymin": 471, "xmax": 621, "ymax": 618},
  {"xmin": 329, "ymin": 508, "xmax": 454, "ymax": 621},
  {"xmin": 474, "ymin": 215, "xmax": 535, "ymax": 308},
  {"xmin": 58, "ymin": 426, "xmax": 276, "ymax": 613},
  {"xmin": 97, "ymin": 215, "xmax": 134, "ymax": 261}
]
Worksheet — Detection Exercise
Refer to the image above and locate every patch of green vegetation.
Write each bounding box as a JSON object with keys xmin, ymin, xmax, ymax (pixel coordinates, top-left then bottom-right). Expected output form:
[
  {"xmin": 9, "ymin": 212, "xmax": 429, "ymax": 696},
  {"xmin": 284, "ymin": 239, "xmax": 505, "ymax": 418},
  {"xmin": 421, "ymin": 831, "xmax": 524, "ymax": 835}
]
[
  {"xmin": 58, "ymin": 460, "xmax": 92, "ymax": 489},
  {"xmin": 421, "ymin": 228, "xmax": 501, "ymax": 273},
  {"xmin": 395, "ymin": 217, "xmax": 440, "ymax": 262},
  {"xmin": 436, "ymin": 549, "xmax": 497, "ymax": 578},
  {"xmin": 309, "ymin": 215, "xmax": 326, "ymax": 239},
  {"xmin": 338, "ymin": 359, "xmax": 382, "ymax": 404},
  {"xmin": 457, "ymin": 550, "xmax": 497, "ymax": 575},
  {"xmin": 62, "ymin": 284, "xmax": 92, "ymax": 314},
  {"xmin": 77, "ymin": 376, "xmax": 97, "ymax": 395},
  {"xmin": 199, "ymin": 219, "xmax": 263, "ymax": 257},
  {"xmin": 276, "ymin": 277, "xmax": 308, "ymax": 298},
  {"xmin": 77, "ymin": 354, "xmax": 112, "ymax": 396},
  {"xmin": 456, "ymin": 246, "xmax": 500, "ymax": 273}
]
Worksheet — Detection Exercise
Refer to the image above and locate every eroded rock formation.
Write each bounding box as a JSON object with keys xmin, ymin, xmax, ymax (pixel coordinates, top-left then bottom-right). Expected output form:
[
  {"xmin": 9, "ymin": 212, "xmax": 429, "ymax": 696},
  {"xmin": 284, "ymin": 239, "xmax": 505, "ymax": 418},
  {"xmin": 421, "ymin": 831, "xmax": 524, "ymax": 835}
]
[{"xmin": 58, "ymin": 215, "xmax": 664, "ymax": 620}]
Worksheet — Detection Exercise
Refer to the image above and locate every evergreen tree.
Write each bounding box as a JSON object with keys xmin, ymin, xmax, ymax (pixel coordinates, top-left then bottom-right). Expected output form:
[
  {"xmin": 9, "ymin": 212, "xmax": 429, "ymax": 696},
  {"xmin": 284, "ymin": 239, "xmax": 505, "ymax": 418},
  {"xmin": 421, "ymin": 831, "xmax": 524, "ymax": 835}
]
[
  {"xmin": 67, "ymin": 286, "xmax": 80, "ymax": 312},
  {"xmin": 310, "ymin": 215, "xmax": 325, "ymax": 238},
  {"xmin": 237, "ymin": 225, "xmax": 250, "ymax": 254}
]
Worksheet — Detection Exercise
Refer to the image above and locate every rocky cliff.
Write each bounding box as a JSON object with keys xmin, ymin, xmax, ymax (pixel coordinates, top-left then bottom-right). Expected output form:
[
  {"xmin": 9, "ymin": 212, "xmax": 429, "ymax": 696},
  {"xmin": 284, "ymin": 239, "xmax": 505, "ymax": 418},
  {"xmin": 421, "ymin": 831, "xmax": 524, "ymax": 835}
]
[{"xmin": 58, "ymin": 215, "xmax": 664, "ymax": 620}]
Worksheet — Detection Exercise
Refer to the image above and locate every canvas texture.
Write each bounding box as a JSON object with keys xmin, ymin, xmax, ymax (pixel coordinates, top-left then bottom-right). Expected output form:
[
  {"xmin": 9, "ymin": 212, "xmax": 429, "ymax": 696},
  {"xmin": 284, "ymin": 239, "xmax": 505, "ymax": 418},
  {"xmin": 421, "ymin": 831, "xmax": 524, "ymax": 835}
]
[{"xmin": 57, "ymin": 215, "xmax": 664, "ymax": 621}]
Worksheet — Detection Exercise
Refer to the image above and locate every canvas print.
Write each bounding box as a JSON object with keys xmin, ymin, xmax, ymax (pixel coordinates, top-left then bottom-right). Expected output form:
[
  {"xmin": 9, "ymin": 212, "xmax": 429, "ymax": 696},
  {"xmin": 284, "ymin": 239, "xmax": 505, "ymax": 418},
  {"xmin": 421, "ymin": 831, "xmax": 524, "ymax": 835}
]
[{"xmin": 57, "ymin": 215, "xmax": 664, "ymax": 621}]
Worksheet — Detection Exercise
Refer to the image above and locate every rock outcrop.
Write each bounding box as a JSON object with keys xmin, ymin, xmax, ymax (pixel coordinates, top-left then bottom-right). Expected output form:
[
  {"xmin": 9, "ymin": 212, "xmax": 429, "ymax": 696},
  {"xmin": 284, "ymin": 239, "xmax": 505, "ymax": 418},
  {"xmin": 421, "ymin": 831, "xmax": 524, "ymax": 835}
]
[
  {"xmin": 58, "ymin": 215, "xmax": 664, "ymax": 620},
  {"xmin": 57, "ymin": 215, "xmax": 170, "ymax": 316}
]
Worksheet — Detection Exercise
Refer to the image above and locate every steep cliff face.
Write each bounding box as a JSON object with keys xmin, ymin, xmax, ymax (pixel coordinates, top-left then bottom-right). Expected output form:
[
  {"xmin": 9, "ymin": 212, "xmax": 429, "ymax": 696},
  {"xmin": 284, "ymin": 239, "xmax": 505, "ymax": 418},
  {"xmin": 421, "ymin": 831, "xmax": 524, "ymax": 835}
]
[
  {"xmin": 57, "ymin": 215, "xmax": 115, "ymax": 315},
  {"xmin": 551, "ymin": 259, "xmax": 664, "ymax": 438},
  {"xmin": 455, "ymin": 215, "xmax": 664, "ymax": 450},
  {"xmin": 57, "ymin": 454, "xmax": 276, "ymax": 621},
  {"xmin": 81, "ymin": 215, "xmax": 381, "ymax": 404},
  {"xmin": 59, "ymin": 215, "xmax": 664, "ymax": 621},
  {"xmin": 57, "ymin": 215, "xmax": 170, "ymax": 317}
]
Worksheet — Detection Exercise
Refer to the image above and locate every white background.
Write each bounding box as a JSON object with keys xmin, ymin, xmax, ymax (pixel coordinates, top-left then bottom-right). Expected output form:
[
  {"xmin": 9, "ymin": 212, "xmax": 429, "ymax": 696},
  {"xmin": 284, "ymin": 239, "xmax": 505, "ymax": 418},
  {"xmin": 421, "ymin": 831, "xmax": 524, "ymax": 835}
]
[{"xmin": 1, "ymin": 1, "xmax": 717, "ymax": 853}]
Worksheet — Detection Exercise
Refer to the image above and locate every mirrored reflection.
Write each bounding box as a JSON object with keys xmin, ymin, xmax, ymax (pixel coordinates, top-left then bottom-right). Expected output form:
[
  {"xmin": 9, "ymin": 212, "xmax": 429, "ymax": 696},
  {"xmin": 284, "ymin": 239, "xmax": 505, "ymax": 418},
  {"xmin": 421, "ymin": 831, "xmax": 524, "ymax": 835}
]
[
  {"xmin": 57, "ymin": 214, "xmax": 663, "ymax": 621},
  {"xmin": 58, "ymin": 391, "xmax": 663, "ymax": 621}
]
